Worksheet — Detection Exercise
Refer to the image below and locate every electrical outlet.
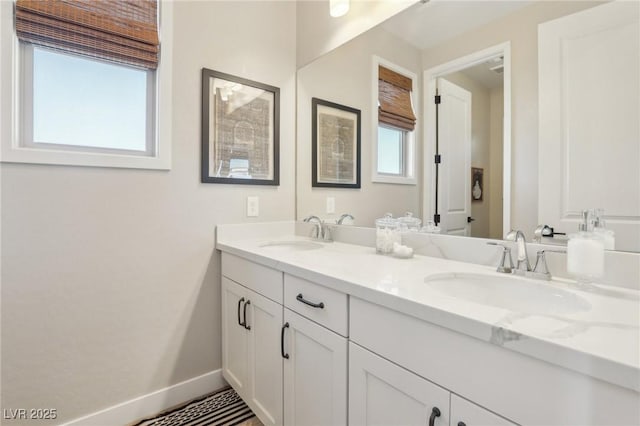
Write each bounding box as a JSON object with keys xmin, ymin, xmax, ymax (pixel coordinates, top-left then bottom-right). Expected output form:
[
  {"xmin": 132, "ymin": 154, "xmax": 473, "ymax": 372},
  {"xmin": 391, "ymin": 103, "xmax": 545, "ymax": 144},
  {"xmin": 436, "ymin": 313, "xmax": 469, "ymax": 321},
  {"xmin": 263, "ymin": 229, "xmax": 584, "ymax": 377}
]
[
  {"xmin": 326, "ymin": 197, "xmax": 335, "ymax": 214},
  {"xmin": 247, "ymin": 196, "xmax": 259, "ymax": 217}
]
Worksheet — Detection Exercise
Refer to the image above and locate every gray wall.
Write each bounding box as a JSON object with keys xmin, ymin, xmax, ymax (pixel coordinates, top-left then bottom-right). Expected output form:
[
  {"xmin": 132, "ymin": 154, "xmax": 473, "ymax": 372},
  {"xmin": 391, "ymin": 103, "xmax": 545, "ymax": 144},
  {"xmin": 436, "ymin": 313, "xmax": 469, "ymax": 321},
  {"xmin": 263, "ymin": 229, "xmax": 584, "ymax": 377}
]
[
  {"xmin": 0, "ymin": 1, "xmax": 296, "ymax": 424},
  {"xmin": 297, "ymin": 25, "xmax": 422, "ymax": 227}
]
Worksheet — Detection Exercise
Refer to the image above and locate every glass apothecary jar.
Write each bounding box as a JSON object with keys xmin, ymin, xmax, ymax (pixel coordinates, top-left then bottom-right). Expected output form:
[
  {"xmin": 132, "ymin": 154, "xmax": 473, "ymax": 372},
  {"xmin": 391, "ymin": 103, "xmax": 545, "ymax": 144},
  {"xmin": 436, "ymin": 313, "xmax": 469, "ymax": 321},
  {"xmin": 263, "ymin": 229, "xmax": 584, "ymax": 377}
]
[
  {"xmin": 375, "ymin": 213, "xmax": 400, "ymax": 254},
  {"xmin": 398, "ymin": 212, "xmax": 422, "ymax": 232}
]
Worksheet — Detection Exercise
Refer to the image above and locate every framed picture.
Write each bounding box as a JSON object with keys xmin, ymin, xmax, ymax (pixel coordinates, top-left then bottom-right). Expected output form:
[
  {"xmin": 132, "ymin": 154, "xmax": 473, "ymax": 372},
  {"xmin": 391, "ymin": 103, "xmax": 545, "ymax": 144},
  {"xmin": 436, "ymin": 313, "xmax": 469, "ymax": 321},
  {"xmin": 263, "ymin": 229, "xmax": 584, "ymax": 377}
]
[
  {"xmin": 472, "ymin": 167, "xmax": 484, "ymax": 202},
  {"xmin": 201, "ymin": 68, "xmax": 279, "ymax": 185},
  {"xmin": 312, "ymin": 98, "xmax": 361, "ymax": 188}
]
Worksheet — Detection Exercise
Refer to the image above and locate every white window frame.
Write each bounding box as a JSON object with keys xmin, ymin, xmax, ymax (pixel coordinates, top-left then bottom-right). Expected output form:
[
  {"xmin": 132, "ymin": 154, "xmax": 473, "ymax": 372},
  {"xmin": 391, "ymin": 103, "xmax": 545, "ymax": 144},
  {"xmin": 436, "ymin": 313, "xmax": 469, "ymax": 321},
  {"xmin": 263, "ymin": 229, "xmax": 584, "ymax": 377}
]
[
  {"xmin": 0, "ymin": 0, "xmax": 173, "ymax": 170},
  {"xmin": 371, "ymin": 55, "xmax": 417, "ymax": 185}
]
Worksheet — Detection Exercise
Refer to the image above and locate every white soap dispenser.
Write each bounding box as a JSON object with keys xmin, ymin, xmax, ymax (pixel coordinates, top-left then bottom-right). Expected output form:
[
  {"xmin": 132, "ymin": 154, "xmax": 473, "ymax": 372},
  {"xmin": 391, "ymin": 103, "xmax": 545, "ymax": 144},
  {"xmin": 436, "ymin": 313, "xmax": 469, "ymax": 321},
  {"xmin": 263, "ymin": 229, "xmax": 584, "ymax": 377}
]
[{"xmin": 567, "ymin": 210, "xmax": 605, "ymax": 283}]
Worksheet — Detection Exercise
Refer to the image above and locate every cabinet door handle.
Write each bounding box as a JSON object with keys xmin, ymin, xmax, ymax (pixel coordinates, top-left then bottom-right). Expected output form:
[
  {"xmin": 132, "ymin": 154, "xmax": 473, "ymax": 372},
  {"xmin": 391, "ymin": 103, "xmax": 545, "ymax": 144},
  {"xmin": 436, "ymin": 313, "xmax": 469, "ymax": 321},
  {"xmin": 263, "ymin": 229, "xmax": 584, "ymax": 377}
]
[
  {"xmin": 428, "ymin": 407, "xmax": 441, "ymax": 426},
  {"xmin": 281, "ymin": 322, "xmax": 290, "ymax": 359},
  {"xmin": 237, "ymin": 297, "xmax": 245, "ymax": 327},
  {"xmin": 296, "ymin": 293, "xmax": 325, "ymax": 309},
  {"xmin": 457, "ymin": 422, "xmax": 466, "ymax": 426},
  {"xmin": 243, "ymin": 300, "xmax": 251, "ymax": 330}
]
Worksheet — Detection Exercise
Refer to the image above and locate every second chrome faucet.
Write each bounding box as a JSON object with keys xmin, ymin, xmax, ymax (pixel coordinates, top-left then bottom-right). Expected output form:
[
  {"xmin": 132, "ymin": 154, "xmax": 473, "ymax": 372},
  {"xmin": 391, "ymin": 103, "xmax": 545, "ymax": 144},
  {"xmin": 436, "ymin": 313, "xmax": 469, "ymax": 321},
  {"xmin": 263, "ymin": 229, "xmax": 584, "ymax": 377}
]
[
  {"xmin": 303, "ymin": 215, "xmax": 333, "ymax": 242},
  {"xmin": 490, "ymin": 229, "xmax": 566, "ymax": 281}
]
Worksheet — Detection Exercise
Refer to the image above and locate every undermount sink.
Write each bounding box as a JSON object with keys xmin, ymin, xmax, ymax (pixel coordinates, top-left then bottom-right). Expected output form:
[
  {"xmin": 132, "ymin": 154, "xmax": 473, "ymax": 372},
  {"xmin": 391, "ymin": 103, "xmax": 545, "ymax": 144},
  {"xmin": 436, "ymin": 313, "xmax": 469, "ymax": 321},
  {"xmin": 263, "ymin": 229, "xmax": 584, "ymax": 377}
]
[
  {"xmin": 259, "ymin": 240, "xmax": 324, "ymax": 251},
  {"xmin": 425, "ymin": 272, "xmax": 591, "ymax": 315}
]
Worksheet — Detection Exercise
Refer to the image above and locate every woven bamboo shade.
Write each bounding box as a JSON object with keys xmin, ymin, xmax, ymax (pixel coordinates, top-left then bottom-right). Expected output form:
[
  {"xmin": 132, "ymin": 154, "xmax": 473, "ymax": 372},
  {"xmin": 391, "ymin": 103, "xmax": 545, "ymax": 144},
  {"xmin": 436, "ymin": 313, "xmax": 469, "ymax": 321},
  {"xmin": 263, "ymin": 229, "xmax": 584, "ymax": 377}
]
[
  {"xmin": 378, "ymin": 65, "xmax": 416, "ymax": 131},
  {"xmin": 15, "ymin": 0, "xmax": 159, "ymax": 69}
]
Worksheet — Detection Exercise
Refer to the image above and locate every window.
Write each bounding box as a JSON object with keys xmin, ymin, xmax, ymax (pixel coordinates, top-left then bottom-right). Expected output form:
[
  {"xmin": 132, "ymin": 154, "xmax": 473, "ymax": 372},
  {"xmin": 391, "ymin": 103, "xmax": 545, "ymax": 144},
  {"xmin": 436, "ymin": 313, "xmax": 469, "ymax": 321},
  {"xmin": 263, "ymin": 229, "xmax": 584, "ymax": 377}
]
[
  {"xmin": 378, "ymin": 126, "xmax": 404, "ymax": 175},
  {"xmin": 26, "ymin": 45, "xmax": 154, "ymax": 155},
  {"xmin": 373, "ymin": 59, "xmax": 417, "ymax": 184},
  {"xmin": 1, "ymin": 0, "xmax": 172, "ymax": 169}
]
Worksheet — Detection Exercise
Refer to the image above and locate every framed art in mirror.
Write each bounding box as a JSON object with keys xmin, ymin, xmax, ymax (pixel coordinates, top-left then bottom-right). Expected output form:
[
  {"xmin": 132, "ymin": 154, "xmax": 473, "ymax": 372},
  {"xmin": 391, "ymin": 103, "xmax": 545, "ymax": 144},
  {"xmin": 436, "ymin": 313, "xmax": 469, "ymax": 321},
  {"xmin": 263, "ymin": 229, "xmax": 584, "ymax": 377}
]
[
  {"xmin": 472, "ymin": 167, "xmax": 483, "ymax": 202},
  {"xmin": 312, "ymin": 97, "xmax": 361, "ymax": 188},
  {"xmin": 201, "ymin": 68, "xmax": 279, "ymax": 185}
]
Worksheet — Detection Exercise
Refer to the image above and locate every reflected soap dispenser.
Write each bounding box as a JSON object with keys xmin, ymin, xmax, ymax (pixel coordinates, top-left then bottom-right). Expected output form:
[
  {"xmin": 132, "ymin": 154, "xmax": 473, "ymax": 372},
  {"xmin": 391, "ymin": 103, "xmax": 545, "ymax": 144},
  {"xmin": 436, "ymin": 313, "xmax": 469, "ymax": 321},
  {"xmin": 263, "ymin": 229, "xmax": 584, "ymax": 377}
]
[
  {"xmin": 567, "ymin": 210, "xmax": 605, "ymax": 283},
  {"xmin": 593, "ymin": 208, "xmax": 615, "ymax": 250}
]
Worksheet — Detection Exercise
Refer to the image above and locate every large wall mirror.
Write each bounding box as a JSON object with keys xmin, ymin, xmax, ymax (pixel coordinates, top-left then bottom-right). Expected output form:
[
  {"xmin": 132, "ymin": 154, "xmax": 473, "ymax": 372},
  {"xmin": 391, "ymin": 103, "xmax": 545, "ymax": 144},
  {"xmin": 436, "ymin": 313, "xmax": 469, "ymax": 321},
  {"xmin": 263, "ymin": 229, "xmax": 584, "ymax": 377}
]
[{"xmin": 296, "ymin": 0, "xmax": 639, "ymax": 252}]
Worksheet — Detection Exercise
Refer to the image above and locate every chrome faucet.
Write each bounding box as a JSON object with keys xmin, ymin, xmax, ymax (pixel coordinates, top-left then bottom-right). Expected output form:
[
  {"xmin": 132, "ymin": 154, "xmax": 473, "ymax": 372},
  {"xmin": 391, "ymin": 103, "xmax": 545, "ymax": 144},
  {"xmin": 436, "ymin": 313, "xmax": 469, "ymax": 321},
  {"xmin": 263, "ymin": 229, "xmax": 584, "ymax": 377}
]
[
  {"xmin": 505, "ymin": 230, "xmax": 531, "ymax": 275},
  {"xmin": 303, "ymin": 215, "xmax": 323, "ymax": 239},
  {"xmin": 336, "ymin": 213, "xmax": 354, "ymax": 225},
  {"xmin": 303, "ymin": 215, "xmax": 333, "ymax": 242},
  {"xmin": 492, "ymin": 230, "xmax": 565, "ymax": 281},
  {"xmin": 529, "ymin": 248, "xmax": 566, "ymax": 281},
  {"xmin": 486, "ymin": 242, "xmax": 514, "ymax": 273}
]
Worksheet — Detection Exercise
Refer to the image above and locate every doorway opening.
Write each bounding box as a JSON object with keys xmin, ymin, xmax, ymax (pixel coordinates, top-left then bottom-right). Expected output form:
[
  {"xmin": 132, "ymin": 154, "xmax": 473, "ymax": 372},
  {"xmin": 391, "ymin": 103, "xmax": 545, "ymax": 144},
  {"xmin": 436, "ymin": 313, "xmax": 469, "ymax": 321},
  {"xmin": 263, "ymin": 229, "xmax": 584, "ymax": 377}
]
[{"xmin": 423, "ymin": 42, "xmax": 511, "ymax": 239}]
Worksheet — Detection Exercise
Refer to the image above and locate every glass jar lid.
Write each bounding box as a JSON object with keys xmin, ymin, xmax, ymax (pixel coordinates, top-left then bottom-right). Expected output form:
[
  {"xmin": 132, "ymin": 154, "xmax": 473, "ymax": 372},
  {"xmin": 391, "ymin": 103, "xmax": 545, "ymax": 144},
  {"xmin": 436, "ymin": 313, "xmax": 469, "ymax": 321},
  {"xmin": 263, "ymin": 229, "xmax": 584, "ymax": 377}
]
[
  {"xmin": 398, "ymin": 212, "xmax": 422, "ymax": 229},
  {"xmin": 375, "ymin": 213, "xmax": 398, "ymax": 228}
]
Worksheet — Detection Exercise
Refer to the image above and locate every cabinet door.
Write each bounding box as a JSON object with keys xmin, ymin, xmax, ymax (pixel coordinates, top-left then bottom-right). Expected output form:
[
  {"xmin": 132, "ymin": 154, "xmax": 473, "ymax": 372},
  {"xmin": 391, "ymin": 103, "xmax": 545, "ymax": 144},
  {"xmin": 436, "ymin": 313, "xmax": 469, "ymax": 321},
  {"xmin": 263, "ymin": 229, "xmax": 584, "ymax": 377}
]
[
  {"xmin": 283, "ymin": 309, "xmax": 347, "ymax": 426},
  {"xmin": 246, "ymin": 288, "xmax": 283, "ymax": 426},
  {"xmin": 349, "ymin": 342, "xmax": 450, "ymax": 426},
  {"xmin": 221, "ymin": 277, "xmax": 249, "ymax": 396},
  {"xmin": 451, "ymin": 394, "xmax": 516, "ymax": 426}
]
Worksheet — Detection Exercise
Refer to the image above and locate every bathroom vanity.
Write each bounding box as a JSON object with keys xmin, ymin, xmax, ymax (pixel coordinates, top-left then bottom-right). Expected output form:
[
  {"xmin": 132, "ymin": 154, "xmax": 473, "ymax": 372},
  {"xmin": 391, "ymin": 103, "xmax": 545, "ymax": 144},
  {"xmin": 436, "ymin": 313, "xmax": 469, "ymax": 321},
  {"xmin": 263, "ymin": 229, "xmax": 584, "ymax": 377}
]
[{"xmin": 217, "ymin": 222, "xmax": 639, "ymax": 426}]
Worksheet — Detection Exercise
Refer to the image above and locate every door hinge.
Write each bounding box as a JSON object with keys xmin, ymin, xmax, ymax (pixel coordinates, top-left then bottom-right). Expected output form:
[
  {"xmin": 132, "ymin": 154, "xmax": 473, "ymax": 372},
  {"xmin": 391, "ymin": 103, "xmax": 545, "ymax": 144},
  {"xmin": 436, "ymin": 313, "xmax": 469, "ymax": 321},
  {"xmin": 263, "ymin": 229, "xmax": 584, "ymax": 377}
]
[
  {"xmin": 435, "ymin": 95, "xmax": 441, "ymax": 104},
  {"xmin": 433, "ymin": 214, "xmax": 440, "ymax": 224},
  {"xmin": 434, "ymin": 154, "xmax": 441, "ymax": 164}
]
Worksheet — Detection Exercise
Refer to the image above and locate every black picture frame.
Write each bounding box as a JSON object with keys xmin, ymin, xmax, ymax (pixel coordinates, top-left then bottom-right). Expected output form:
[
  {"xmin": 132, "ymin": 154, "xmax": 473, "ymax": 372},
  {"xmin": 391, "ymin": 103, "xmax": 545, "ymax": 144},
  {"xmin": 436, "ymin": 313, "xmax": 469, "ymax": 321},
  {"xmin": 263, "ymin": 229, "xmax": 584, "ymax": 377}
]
[
  {"xmin": 201, "ymin": 68, "xmax": 280, "ymax": 185},
  {"xmin": 472, "ymin": 167, "xmax": 484, "ymax": 202},
  {"xmin": 311, "ymin": 97, "xmax": 361, "ymax": 188}
]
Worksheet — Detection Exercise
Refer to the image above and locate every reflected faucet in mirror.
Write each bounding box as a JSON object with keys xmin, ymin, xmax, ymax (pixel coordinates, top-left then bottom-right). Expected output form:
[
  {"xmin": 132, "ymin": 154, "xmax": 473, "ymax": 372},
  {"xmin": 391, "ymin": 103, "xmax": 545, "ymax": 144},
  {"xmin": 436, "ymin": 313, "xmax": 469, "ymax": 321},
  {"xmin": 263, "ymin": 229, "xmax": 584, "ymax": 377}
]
[{"xmin": 337, "ymin": 213, "xmax": 354, "ymax": 225}]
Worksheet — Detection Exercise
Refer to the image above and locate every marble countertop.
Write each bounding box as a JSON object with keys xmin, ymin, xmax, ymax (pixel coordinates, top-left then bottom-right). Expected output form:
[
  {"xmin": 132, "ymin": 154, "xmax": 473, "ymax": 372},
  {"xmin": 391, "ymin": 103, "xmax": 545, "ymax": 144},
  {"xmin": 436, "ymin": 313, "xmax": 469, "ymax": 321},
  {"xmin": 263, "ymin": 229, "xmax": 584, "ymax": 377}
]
[{"xmin": 216, "ymin": 223, "xmax": 640, "ymax": 392}]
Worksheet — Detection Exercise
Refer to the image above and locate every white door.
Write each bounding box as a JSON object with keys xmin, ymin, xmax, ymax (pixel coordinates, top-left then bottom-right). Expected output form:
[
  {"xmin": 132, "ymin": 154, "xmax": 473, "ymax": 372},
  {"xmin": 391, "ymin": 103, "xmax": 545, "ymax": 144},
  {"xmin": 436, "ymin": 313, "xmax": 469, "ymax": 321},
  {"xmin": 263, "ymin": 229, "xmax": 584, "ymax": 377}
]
[
  {"xmin": 538, "ymin": 1, "xmax": 640, "ymax": 251},
  {"xmin": 246, "ymin": 289, "xmax": 283, "ymax": 426},
  {"xmin": 221, "ymin": 277, "xmax": 249, "ymax": 397},
  {"xmin": 438, "ymin": 78, "xmax": 472, "ymax": 236},
  {"xmin": 349, "ymin": 342, "xmax": 450, "ymax": 426},
  {"xmin": 283, "ymin": 309, "xmax": 347, "ymax": 426},
  {"xmin": 451, "ymin": 394, "xmax": 517, "ymax": 426}
]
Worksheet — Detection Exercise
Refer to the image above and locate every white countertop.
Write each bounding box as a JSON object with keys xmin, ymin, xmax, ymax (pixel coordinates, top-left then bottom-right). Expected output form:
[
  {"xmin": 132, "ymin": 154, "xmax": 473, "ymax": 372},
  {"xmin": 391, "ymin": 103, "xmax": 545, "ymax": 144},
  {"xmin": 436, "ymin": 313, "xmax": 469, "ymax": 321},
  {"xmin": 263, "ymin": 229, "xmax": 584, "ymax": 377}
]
[{"xmin": 216, "ymin": 224, "xmax": 640, "ymax": 393}]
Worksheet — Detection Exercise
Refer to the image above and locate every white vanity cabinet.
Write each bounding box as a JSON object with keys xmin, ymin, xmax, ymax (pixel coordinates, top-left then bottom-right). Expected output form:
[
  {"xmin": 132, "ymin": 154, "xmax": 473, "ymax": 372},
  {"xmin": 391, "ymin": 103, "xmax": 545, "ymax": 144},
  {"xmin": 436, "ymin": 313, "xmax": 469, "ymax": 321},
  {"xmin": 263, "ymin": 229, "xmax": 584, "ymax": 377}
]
[
  {"xmin": 282, "ymin": 274, "xmax": 348, "ymax": 426},
  {"xmin": 282, "ymin": 309, "xmax": 348, "ymax": 426},
  {"xmin": 350, "ymin": 296, "xmax": 638, "ymax": 426},
  {"xmin": 221, "ymin": 253, "xmax": 349, "ymax": 426},
  {"xmin": 349, "ymin": 342, "xmax": 514, "ymax": 426},
  {"xmin": 349, "ymin": 342, "xmax": 450, "ymax": 426},
  {"xmin": 218, "ymin": 225, "xmax": 639, "ymax": 426},
  {"xmin": 221, "ymin": 254, "xmax": 284, "ymax": 426},
  {"xmin": 221, "ymin": 277, "xmax": 249, "ymax": 395}
]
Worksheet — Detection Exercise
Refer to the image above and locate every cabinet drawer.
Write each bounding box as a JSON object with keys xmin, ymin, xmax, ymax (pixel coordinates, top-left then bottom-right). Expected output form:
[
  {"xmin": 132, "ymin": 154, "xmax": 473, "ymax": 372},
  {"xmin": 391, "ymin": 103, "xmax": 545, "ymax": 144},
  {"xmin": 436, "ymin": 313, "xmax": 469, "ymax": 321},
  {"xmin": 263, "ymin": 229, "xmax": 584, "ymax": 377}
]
[
  {"xmin": 284, "ymin": 274, "xmax": 348, "ymax": 336},
  {"xmin": 222, "ymin": 253, "xmax": 283, "ymax": 303}
]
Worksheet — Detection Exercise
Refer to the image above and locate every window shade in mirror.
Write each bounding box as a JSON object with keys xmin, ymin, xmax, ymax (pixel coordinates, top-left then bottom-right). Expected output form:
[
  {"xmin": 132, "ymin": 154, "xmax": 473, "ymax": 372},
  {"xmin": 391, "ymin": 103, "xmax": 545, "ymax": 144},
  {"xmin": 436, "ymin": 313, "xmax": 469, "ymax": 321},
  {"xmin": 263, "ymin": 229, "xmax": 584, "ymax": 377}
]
[
  {"xmin": 15, "ymin": 0, "xmax": 159, "ymax": 69},
  {"xmin": 378, "ymin": 65, "xmax": 416, "ymax": 131}
]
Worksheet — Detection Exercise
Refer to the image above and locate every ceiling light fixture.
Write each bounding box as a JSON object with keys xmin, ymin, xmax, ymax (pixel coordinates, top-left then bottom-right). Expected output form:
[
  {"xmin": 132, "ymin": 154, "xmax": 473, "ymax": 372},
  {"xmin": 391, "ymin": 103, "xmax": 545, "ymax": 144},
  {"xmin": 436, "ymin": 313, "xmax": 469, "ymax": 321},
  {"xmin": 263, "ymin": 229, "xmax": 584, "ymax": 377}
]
[{"xmin": 330, "ymin": 0, "xmax": 349, "ymax": 17}]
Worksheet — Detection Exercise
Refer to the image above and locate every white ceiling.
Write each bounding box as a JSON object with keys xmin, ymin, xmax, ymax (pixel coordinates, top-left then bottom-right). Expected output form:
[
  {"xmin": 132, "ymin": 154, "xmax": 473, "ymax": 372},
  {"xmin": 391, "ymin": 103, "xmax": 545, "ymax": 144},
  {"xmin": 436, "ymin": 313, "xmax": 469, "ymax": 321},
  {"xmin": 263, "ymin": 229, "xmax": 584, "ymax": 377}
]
[{"xmin": 381, "ymin": 0, "xmax": 533, "ymax": 51}]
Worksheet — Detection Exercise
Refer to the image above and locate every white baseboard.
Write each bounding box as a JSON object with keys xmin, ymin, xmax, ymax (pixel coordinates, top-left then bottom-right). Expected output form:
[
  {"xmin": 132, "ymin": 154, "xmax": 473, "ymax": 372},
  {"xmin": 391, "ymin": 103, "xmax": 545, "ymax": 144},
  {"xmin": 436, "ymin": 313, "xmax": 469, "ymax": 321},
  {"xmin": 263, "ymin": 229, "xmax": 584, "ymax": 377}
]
[{"xmin": 61, "ymin": 370, "xmax": 227, "ymax": 426}]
